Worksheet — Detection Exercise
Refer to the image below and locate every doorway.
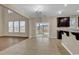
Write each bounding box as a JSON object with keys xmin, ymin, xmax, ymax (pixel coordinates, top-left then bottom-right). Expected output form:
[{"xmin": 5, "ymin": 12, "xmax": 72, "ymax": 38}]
[{"xmin": 36, "ymin": 23, "xmax": 49, "ymax": 38}]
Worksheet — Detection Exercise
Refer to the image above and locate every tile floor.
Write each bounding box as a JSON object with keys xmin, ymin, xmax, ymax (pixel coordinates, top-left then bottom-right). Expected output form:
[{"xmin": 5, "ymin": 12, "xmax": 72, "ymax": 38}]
[
  {"xmin": 0, "ymin": 37, "xmax": 70, "ymax": 55},
  {"xmin": 0, "ymin": 36, "xmax": 26, "ymax": 51}
]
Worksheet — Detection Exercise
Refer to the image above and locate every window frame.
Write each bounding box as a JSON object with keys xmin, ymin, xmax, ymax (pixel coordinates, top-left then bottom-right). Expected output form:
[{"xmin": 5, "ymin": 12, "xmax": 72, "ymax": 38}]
[{"xmin": 8, "ymin": 21, "xmax": 25, "ymax": 33}]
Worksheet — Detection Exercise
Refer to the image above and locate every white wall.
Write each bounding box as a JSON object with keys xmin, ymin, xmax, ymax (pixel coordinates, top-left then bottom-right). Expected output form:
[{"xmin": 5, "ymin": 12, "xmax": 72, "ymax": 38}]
[
  {"xmin": 2, "ymin": 4, "xmax": 29, "ymax": 19},
  {"xmin": 0, "ymin": 6, "xmax": 4, "ymax": 36},
  {"xmin": 0, "ymin": 5, "xmax": 29, "ymax": 37},
  {"xmin": 29, "ymin": 17, "xmax": 57, "ymax": 38},
  {"xmin": 3, "ymin": 8, "xmax": 29, "ymax": 37},
  {"xmin": 1, "ymin": 5, "xmax": 59, "ymax": 38}
]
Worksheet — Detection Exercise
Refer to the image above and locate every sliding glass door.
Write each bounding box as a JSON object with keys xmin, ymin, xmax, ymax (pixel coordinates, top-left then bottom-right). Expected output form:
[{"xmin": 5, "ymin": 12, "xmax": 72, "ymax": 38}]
[{"xmin": 36, "ymin": 23, "xmax": 49, "ymax": 38}]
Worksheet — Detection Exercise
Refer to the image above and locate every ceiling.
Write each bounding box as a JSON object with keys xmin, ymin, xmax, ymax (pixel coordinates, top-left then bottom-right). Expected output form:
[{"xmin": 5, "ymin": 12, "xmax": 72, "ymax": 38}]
[{"xmin": 8, "ymin": 4, "xmax": 79, "ymax": 18}]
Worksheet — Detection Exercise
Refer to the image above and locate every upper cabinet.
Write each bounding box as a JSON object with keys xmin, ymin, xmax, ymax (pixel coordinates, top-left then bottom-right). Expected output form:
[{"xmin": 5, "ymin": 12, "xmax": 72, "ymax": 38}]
[{"xmin": 57, "ymin": 17, "xmax": 70, "ymax": 27}]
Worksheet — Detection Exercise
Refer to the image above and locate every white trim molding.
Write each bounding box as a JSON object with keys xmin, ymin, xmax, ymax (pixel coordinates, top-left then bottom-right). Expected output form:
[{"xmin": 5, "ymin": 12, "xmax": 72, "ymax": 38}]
[{"xmin": 61, "ymin": 43, "xmax": 73, "ymax": 55}]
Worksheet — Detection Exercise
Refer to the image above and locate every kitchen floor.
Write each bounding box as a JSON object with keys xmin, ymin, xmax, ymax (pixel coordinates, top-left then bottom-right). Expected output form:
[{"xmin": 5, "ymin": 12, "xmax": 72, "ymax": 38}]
[{"xmin": 0, "ymin": 37, "xmax": 70, "ymax": 55}]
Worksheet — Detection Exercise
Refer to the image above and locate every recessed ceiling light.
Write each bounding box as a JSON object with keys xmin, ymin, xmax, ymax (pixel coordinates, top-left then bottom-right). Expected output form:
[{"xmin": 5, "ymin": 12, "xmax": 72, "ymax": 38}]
[
  {"xmin": 58, "ymin": 11, "xmax": 62, "ymax": 15},
  {"xmin": 77, "ymin": 10, "xmax": 79, "ymax": 12},
  {"xmin": 64, "ymin": 4, "xmax": 68, "ymax": 7}
]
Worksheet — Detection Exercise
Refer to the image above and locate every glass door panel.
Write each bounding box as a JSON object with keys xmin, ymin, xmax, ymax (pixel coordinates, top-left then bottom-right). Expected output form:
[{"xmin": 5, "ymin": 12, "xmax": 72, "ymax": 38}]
[{"xmin": 36, "ymin": 23, "xmax": 49, "ymax": 38}]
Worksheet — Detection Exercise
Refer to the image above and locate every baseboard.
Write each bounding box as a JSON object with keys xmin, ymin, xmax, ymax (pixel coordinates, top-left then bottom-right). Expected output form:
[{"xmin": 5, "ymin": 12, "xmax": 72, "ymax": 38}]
[
  {"xmin": 0, "ymin": 36, "xmax": 29, "ymax": 38},
  {"xmin": 61, "ymin": 43, "xmax": 73, "ymax": 55},
  {"xmin": 0, "ymin": 36, "xmax": 4, "ymax": 38},
  {"xmin": 50, "ymin": 37, "xmax": 57, "ymax": 39},
  {"xmin": 0, "ymin": 35, "xmax": 4, "ymax": 36},
  {"xmin": 49, "ymin": 37, "xmax": 57, "ymax": 39}
]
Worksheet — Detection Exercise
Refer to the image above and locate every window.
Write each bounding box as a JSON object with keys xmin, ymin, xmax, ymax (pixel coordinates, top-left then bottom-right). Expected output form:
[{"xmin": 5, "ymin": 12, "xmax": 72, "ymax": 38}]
[
  {"xmin": 20, "ymin": 21, "xmax": 25, "ymax": 32},
  {"xmin": 8, "ymin": 21, "xmax": 25, "ymax": 33},
  {"xmin": 8, "ymin": 21, "xmax": 13, "ymax": 32},
  {"xmin": 14, "ymin": 21, "xmax": 19, "ymax": 32}
]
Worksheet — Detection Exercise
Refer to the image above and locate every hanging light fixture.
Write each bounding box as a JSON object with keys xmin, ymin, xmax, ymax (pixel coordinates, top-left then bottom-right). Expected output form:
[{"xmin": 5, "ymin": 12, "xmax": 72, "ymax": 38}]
[{"xmin": 33, "ymin": 5, "xmax": 45, "ymax": 21}]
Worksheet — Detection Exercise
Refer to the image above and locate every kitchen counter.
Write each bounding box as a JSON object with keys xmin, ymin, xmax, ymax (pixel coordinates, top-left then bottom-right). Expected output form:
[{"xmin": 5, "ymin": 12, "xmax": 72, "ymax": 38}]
[{"xmin": 57, "ymin": 28, "xmax": 79, "ymax": 40}]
